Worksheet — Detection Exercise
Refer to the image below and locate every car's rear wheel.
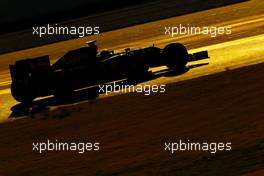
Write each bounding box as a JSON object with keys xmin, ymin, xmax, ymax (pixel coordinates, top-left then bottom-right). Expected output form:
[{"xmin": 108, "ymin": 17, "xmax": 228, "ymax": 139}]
[
  {"xmin": 11, "ymin": 82, "xmax": 35, "ymax": 103},
  {"xmin": 163, "ymin": 43, "xmax": 188, "ymax": 70}
]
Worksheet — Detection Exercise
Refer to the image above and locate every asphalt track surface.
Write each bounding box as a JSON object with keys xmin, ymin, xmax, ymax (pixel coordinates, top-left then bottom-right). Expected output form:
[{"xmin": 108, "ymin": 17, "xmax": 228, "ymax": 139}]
[{"xmin": 0, "ymin": 0, "xmax": 263, "ymax": 122}]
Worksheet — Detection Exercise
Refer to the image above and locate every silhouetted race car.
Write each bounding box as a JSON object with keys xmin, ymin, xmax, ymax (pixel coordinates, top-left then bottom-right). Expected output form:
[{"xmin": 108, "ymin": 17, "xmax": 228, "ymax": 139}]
[{"xmin": 9, "ymin": 41, "xmax": 208, "ymax": 103}]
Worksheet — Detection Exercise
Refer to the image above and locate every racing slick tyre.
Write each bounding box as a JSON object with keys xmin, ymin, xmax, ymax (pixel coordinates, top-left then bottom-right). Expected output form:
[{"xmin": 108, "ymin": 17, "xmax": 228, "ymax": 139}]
[
  {"xmin": 11, "ymin": 82, "xmax": 35, "ymax": 103},
  {"xmin": 163, "ymin": 43, "xmax": 188, "ymax": 70}
]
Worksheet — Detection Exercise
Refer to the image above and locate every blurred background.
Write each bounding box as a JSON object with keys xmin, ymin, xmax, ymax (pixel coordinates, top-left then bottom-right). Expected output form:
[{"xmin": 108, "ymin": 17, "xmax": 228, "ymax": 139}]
[{"xmin": 0, "ymin": 0, "xmax": 152, "ymax": 34}]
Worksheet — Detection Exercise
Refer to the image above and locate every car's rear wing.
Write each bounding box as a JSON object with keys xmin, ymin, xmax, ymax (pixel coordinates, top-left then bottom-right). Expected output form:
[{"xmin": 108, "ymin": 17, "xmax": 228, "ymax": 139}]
[{"xmin": 9, "ymin": 56, "xmax": 50, "ymax": 81}]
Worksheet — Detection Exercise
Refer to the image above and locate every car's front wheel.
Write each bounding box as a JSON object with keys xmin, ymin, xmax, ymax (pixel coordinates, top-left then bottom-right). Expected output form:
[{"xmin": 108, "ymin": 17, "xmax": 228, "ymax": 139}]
[{"xmin": 163, "ymin": 43, "xmax": 188, "ymax": 70}]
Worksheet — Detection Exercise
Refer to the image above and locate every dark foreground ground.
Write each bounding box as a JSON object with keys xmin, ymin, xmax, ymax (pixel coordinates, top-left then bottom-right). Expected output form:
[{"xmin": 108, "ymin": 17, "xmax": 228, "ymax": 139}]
[{"xmin": 0, "ymin": 62, "xmax": 263, "ymax": 175}]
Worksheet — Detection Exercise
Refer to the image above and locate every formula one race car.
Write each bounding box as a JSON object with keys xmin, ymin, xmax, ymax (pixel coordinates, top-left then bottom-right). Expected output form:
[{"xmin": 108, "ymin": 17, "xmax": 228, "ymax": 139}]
[{"xmin": 9, "ymin": 41, "xmax": 208, "ymax": 103}]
